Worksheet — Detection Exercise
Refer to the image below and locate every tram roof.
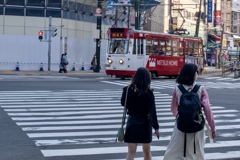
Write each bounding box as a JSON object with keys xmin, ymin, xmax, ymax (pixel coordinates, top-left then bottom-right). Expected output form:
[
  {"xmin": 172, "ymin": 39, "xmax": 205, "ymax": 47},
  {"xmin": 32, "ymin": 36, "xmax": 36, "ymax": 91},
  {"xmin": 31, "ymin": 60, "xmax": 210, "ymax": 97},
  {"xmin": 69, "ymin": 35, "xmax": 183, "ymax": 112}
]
[{"xmin": 129, "ymin": 29, "xmax": 203, "ymax": 40}]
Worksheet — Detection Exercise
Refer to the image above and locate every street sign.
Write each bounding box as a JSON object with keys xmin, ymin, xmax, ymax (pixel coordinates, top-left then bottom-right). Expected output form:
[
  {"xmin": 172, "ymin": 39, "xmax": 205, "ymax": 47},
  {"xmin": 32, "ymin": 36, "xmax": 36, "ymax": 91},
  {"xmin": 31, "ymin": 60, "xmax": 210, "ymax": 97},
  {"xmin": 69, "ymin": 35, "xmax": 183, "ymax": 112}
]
[
  {"xmin": 111, "ymin": 24, "xmax": 117, "ymax": 28},
  {"xmin": 106, "ymin": 0, "xmax": 115, "ymax": 11},
  {"xmin": 208, "ymin": 0, "xmax": 212, "ymax": 23},
  {"xmin": 95, "ymin": 7, "xmax": 102, "ymax": 17}
]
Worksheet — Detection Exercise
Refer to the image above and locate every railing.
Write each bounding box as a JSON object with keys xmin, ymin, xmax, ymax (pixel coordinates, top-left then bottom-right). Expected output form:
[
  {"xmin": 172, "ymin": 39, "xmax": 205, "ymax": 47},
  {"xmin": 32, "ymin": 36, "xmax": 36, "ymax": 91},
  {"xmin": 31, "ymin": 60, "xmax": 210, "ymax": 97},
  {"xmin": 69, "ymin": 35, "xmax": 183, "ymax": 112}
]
[
  {"xmin": 222, "ymin": 63, "xmax": 234, "ymax": 76},
  {"xmin": 234, "ymin": 68, "xmax": 240, "ymax": 78}
]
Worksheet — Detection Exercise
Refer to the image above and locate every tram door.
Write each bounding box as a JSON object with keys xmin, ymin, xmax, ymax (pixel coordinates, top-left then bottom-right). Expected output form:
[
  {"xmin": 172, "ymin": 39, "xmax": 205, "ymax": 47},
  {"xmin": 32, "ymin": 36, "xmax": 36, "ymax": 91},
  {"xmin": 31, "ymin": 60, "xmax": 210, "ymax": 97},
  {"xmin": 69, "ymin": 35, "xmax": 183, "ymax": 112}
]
[{"xmin": 131, "ymin": 38, "xmax": 144, "ymax": 69}]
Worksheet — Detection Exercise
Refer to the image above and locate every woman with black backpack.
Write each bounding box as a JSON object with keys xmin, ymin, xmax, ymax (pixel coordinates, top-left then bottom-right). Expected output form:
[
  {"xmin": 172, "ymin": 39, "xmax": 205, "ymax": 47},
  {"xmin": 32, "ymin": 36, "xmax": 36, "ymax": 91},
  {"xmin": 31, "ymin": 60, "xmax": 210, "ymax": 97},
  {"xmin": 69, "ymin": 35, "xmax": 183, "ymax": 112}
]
[{"xmin": 163, "ymin": 63, "xmax": 216, "ymax": 160}]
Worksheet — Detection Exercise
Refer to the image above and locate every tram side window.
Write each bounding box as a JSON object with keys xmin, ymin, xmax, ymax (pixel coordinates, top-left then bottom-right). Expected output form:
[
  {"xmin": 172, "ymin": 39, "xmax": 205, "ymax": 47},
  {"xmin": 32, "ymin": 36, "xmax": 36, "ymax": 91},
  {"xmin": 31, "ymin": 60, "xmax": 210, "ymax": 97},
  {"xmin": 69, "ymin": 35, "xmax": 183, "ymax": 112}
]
[
  {"xmin": 133, "ymin": 39, "xmax": 136, "ymax": 55},
  {"xmin": 146, "ymin": 38, "xmax": 152, "ymax": 55},
  {"xmin": 199, "ymin": 43, "xmax": 203, "ymax": 57},
  {"xmin": 172, "ymin": 40, "xmax": 179, "ymax": 56},
  {"xmin": 166, "ymin": 40, "xmax": 172, "ymax": 56},
  {"xmin": 186, "ymin": 41, "xmax": 194, "ymax": 56},
  {"xmin": 137, "ymin": 39, "xmax": 144, "ymax": 55},
  {"xmin": 152, "ymin": 39, "xmax": 158, "ymax": 55},
  {"xmin": 179, "ymin": 42, "xmax": 183, "ymax": 56},
  {"xmin": 159, "ymin": 40, "xmax": 165, "ymax": 56},
  {"xmin": 194, "ymin": 42, "xmax": 199, "ymax": 56}
]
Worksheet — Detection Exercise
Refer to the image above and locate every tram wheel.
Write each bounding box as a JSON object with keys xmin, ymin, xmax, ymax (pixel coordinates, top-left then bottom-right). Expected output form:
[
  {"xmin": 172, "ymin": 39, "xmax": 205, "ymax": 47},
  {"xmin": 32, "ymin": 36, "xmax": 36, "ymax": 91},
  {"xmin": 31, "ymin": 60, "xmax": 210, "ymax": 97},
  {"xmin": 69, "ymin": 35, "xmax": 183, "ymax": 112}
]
[{"xmin": 151, "ymin": 72, "xmax": 157, "ymax": 78}]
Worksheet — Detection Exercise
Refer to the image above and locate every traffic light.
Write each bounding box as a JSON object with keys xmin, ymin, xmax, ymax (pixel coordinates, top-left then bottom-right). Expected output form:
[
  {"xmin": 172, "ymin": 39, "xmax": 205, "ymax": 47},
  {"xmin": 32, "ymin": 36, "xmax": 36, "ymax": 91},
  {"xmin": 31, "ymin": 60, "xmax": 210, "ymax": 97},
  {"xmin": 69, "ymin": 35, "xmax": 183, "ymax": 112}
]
[
  {"xmin": 123, "ymin": 6, "xmax": 128, "ymax": 15},
  {"xmin": 51, "ymin": 27, "xmax": 57, "ymax": 37},
  {"xmin": 38, "ymin": 31, "xmax": 43, "ymax": 41}
]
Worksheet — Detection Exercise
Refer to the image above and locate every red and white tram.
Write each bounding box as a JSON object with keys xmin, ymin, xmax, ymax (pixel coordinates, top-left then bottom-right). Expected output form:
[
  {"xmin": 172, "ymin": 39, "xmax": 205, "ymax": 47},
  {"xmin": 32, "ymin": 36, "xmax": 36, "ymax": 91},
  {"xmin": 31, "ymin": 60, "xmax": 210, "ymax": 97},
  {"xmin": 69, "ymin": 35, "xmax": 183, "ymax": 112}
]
[{"xmin": 105, "ymin": 28, "xmax": 204, "ymax": 78}]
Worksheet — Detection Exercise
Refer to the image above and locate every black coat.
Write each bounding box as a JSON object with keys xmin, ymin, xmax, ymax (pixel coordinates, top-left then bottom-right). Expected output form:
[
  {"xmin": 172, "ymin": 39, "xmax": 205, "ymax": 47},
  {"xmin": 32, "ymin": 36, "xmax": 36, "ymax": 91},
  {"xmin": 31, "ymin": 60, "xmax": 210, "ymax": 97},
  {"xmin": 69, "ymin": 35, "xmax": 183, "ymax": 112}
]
[{"xmin": 121, "ymin": 86, "xmax": 159, "ymax": 143}]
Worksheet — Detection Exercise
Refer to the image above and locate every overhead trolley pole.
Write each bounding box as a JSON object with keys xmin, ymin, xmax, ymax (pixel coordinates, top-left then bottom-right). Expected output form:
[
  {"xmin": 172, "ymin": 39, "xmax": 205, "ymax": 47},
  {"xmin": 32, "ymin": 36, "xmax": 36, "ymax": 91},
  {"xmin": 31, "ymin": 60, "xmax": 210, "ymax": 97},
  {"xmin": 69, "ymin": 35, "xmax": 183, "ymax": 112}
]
[
  {"xmin": 95, "ymin": 0, "xmax": 103, "ymax": 73},
  {"xmin": 135, "ymin": 0, "xmax": 139, "ymax": 30},
  {"xmin": 195, "ymin": 0, "xmax": 203, "ymax": 37}
]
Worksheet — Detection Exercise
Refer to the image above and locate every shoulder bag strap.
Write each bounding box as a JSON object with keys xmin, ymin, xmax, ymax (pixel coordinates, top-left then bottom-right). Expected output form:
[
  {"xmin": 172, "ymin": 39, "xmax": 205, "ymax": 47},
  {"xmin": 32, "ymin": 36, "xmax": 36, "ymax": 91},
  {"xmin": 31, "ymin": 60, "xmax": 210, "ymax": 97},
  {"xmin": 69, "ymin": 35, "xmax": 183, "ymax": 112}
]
[{"xmin": 121, "ymin": 86, "xmax": 129, "ymax": 127}]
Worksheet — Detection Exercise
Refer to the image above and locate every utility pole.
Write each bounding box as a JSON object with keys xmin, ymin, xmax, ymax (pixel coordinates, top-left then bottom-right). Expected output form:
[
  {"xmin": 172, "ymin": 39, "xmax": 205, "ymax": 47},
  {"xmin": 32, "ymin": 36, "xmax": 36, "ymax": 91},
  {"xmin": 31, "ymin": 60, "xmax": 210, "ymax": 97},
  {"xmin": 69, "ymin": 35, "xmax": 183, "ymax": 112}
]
[
  {"xmin": 219, "ymin": 23, "xmax": 224, "ymax": 69},
  {"xmin": 169, "ymin": 0, "xmax": 173, "ymax": 33},
  {"xmin": 94, "ymin": 0, "xmax": 102, "ymax": 73},
  {"xmin": 195, "ymin": 0, "xmax": 202, "ymax": 37},
  {"xmin": 48, "ymin": 16, "xmax": 52, "ymax": 71},
  {"xmin": 134, "ymin": 0, "xmax": 139, "ymax": 30},
  {"xmin": 114, "ymin": 1, "xmax": 118, "ymax": 26}
]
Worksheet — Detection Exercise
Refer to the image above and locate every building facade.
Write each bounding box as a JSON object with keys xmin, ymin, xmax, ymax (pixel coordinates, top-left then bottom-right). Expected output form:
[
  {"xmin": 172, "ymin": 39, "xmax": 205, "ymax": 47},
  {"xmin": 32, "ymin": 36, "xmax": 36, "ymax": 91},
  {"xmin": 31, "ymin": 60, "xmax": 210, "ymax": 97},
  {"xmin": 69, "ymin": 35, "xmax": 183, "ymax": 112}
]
[
  {"xmin": 3, "ymin": 0, "xmax": 231, "ymax": 71},
  {"xmin": 0, "ymin": 0, "xmax": 131, "ymax": 71}
]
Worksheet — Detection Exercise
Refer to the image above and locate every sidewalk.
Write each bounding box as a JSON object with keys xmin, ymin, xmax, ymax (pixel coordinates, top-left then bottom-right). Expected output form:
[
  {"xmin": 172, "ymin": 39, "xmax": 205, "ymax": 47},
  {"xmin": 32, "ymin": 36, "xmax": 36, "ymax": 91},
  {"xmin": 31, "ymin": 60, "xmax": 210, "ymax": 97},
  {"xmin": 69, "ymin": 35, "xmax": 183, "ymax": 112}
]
[
  {"xmin": 0, "ymin": 67, "xmax": 225, "ymax": 77},
  {"xmin": 201, "ymin": 66, "xmax": 223, "ymax": 77},
  {"xmin": 0, "ymin": 69, "xmax": 107, "ymax": 77}
]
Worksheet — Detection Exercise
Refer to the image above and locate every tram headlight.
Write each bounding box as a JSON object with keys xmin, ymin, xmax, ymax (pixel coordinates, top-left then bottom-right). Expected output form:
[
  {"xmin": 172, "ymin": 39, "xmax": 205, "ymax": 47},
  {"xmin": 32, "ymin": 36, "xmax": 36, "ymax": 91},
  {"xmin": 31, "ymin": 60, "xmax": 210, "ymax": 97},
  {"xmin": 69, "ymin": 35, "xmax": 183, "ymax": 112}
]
[
  {"xmin": 119, "ymin": 59, "xmax": 124, "ymax": 64},
  {"xmin": 108, "ymin": 59, "xmax": 113, "ymax": 64}
]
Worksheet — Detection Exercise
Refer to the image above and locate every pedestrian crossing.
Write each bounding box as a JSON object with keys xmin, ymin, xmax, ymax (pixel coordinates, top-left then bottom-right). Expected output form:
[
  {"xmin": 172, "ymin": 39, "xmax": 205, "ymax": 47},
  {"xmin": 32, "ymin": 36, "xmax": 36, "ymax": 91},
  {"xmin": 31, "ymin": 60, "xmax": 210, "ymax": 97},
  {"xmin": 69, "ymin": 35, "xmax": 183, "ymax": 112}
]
[
  {"xmin": 101, "ymin": 80, "xmax": 240, "ymax": 89},
  {"xmin": 203, "ymin": 76, "xmax": 240, "ymax": 82},
  {"xmin": 0, "ymin": 90, "xmax": 240, "ymax": 160}
]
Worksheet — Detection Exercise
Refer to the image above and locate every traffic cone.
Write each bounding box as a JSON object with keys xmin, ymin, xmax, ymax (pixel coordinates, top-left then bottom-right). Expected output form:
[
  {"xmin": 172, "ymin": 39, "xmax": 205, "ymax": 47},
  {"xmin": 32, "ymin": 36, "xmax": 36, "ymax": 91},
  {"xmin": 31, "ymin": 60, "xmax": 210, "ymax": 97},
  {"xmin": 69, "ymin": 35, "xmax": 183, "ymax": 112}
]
[
  {"xmin": 81, "ymin": 63, "xmax": 85, "ymax": 71},
  {"xmin": 39, "ymin": 62, "xmax": 44, "ymax": 71},
  {"xmin": 15, "ymin": 62, "xmax": 20, "ymax": 71},
  {"xmin": 72, "ymin": 63, "xmax": 76, "ymax": 71}
]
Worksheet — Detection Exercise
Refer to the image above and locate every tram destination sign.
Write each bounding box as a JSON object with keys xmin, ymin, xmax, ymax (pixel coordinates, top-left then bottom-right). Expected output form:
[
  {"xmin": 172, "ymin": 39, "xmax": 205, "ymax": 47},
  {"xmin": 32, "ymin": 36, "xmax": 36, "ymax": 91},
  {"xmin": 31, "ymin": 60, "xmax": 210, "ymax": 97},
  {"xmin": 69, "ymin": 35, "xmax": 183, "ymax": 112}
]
[{"xmin": 111, "ymin": 33, "xmax": 124, "ymax": 38}]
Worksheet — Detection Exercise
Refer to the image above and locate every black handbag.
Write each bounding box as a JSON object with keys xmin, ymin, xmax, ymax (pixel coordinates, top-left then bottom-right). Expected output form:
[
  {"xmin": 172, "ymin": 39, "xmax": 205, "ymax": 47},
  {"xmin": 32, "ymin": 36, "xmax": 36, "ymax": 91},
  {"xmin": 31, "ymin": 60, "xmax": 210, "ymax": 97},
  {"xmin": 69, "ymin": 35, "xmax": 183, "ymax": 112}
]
[{"xmin": 116, "ymin": 86, "xmax": 129, "ymax": 142}]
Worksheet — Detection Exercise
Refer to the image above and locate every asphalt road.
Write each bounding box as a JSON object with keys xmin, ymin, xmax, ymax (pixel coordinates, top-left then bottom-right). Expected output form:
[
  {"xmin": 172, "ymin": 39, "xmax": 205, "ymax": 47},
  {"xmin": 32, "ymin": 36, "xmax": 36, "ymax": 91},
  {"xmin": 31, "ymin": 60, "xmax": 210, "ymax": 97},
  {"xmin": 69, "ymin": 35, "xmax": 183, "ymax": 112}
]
[{"xmin": 0, "ymin": 74, "xmax": 239, "ymax": 160}]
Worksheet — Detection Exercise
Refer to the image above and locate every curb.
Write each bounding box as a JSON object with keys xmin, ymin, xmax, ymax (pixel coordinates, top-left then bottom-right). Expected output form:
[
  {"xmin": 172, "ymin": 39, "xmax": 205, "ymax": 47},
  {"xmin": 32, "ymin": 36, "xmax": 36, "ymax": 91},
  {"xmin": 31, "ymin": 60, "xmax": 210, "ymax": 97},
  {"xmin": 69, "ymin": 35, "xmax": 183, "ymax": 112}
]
[{"xmin": 0, "ymin": 70, "xmax": 107, "ymax": 77}]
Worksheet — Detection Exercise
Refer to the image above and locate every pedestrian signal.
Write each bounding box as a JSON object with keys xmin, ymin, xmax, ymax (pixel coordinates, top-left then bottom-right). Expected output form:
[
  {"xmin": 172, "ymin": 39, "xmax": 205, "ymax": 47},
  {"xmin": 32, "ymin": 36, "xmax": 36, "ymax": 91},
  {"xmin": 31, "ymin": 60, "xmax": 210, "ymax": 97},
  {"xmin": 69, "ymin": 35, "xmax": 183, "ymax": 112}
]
[
  {"xmin": 51, "ymin": 27, "xmax": 57, "ymax": 37},
  {"xmin": 38, "ymin": 31, "xmax": 43, "ymax": 41}
]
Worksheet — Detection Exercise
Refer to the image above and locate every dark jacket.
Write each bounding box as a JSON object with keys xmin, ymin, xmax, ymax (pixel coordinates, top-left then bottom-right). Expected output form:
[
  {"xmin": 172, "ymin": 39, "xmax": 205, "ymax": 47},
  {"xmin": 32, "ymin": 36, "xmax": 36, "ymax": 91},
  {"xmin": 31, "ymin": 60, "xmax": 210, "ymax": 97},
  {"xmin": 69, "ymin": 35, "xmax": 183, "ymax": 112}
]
[{"xmin": 121, "ymin": 86, "xmax": 159, "ymax": 130}]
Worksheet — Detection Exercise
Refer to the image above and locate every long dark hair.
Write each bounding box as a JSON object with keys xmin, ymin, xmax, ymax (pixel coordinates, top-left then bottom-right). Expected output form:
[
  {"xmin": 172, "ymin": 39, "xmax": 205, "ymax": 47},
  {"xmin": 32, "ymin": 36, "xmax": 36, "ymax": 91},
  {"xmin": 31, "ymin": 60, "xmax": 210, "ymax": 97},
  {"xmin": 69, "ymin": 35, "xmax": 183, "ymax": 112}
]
[
  {"xmin": 131, "ymin": 67, "xmax": 151, "ymax": 94},
  {"xmin": 176, "ymin": 63, "xmax": 198, "ymax": 85}
]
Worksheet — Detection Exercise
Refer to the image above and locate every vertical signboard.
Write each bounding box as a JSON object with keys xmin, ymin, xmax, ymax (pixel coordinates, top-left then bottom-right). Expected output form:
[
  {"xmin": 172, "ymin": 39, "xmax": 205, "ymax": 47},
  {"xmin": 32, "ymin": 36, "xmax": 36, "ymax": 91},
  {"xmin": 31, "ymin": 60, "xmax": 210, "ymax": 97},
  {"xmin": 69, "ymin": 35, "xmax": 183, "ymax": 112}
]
[
  {"xmin": 208, "ymin": 0, "xmax": 212, "ymax": 22},
  {"xmin": 106, "ymin": 0, "xmax": 115, "ymax": 15}
]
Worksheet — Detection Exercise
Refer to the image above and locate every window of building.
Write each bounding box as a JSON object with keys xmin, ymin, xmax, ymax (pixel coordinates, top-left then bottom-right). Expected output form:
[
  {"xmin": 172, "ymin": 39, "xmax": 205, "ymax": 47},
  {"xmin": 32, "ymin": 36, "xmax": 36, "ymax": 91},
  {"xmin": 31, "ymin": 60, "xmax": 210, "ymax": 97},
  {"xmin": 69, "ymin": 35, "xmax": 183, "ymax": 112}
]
[
  {"xmin": 63, "ymin": 10, "xmax": 68, "ymax": 19},
  {"xmin": 46, "ymin": 9, "xmax": 61, "ymax": 18},
  {"xmin": 226, "ymin": 26, "xmax": 231, "ymax": 32},
  {"xmin": 6, "ymin": 0, "xmax": 24, "ymax": 6},
  {"xmin": 48, "ymin": 0, "xmax": 62, "ymax": 8},
  {"xmin": 5, "ymin": 7, "xmax": 24, "ymax": 16},
  {"xmin": 0, "ymin": 7, "xmax": 2, "ymax": 15},
  {"xmin": 233, "ymin": 12, "xmax": 237, "ymax": 20},
  {"xmin": 0, "ymin": 0, "xmax": 3, "ymax": 5},
  {"xmin": 69, "ymin": 10, "xmax": 76, "ymax": 20},
  {"xmin": 233, "ymin": 26, "xmax": 237, "ymax": 33},
  {"xmin": 27, "ymin": 0, "xmax": 45, "ymax": 7},
  {"xmin": 26, "ymin": 8, "xmax": 44, "ymax": 17},
  {"xmin": 226, "ymin": 13, "xmax": 231, "ymax": 20},
  {"xmin": 227, "ymin": 0, "xmax": 231, "ymax": 6}
]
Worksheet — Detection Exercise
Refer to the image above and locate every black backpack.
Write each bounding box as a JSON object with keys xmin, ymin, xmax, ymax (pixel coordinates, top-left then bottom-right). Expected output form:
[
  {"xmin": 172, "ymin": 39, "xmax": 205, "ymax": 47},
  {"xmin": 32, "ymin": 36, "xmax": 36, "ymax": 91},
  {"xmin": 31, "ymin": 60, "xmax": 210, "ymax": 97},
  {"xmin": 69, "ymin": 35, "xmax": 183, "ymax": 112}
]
[{"xmin": 177, "ymin": 84, "xmax": 205, "ymax": 157}]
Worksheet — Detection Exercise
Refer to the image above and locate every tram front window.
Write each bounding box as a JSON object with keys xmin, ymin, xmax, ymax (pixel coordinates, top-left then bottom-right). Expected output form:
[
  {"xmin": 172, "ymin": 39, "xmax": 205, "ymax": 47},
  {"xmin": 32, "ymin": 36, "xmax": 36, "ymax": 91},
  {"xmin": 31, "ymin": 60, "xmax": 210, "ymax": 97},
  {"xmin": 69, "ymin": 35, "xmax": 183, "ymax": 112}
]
[{"xmin": 108, "ymin": 40, "xmax": 129, "ymax": 54}]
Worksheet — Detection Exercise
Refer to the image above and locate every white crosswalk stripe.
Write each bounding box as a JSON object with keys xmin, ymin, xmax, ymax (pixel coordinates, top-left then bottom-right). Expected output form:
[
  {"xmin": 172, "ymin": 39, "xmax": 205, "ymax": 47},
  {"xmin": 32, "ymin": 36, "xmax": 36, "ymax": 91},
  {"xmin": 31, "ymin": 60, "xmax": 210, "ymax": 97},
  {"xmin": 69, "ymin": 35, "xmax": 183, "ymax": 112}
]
[
  {"xmin": 101, "ymin": 80, "xmax": 240, "ymax": 89},
  {"xmin": 0, "ymin": 90, "xmax": 239, "ymax": 159},
  {"xmin": 203, "ymin": 76, "xmax": 240, "ymax": 82}
]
